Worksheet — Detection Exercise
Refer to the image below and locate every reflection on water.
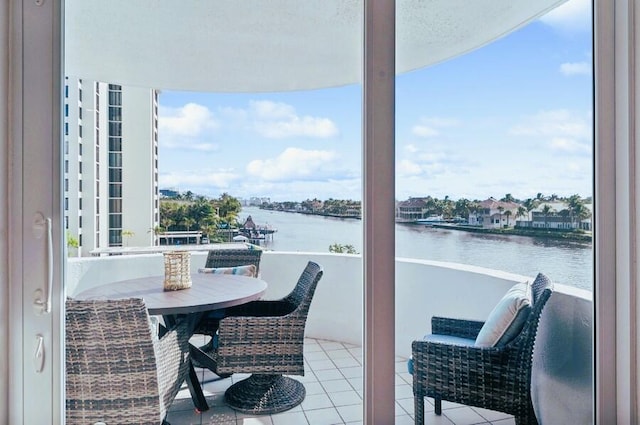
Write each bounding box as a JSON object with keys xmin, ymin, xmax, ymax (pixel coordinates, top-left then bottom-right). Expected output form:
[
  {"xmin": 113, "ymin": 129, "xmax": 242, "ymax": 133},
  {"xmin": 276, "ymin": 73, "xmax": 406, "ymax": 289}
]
[{"xmin": 242, "ymin": 207, "xmax": 593, "ymax": 290}]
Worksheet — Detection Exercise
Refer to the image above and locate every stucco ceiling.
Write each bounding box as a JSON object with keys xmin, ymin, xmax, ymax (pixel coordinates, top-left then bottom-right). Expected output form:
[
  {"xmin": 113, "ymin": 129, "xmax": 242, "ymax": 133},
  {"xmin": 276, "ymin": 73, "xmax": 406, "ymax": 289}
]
[{"xmin": 65, "ymin": 0, "xmax": 566, "ymax": 92}]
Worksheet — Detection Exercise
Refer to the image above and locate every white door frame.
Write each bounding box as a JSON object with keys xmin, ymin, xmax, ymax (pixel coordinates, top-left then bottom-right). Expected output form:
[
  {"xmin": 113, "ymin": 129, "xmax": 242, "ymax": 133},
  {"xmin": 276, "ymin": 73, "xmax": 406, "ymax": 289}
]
[{"xmin": 4, "ymin": 0, "xmax": 64, "ymax": 424}]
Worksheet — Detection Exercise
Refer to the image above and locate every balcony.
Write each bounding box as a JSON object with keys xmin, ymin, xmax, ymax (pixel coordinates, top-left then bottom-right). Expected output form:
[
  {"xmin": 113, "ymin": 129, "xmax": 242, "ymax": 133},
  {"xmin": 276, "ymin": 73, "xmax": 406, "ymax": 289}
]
[{"xmin": 66, "ymin": 250, "xmax": 593, "ymax": 424}]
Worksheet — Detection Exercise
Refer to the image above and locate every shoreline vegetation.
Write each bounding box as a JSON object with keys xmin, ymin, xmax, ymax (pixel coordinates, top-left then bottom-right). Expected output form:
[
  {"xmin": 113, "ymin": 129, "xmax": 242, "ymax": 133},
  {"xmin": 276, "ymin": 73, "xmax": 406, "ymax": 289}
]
[
  {"xmin": 258, "ymin": 206, "xmax": 592, "ymax": 243},
  {"xmin": 157, "ymin": 190, "xmax": 592, "ymax": 244},
  {"xmin": 425, "ymin": 223, "xmax": 592, "ymax": 242}
]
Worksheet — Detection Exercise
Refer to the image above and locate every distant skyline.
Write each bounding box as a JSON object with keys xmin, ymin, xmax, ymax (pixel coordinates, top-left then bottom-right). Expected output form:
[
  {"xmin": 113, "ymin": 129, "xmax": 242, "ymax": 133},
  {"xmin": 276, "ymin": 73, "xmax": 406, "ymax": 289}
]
[{"xmin": 158, "ymin": 0, "xmax": 592, "ymax": 203}]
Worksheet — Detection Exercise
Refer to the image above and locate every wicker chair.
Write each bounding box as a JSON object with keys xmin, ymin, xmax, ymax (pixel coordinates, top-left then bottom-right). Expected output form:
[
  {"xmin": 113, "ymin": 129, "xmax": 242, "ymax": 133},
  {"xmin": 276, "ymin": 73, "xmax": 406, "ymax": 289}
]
[
  {"xmin": 65, "ymin": 298, "xmax": 193, "ymax": 425},
  {"xmin": 196, "ymin": 260, "xmax": 323, "ymax": 414},
  {"xmin": 192, "ymin": 246, "xmax": 264, "ymax": 372},
  {"xmin": 411, "ymin": 273, "xmax": 553, "ymax": 425},
  {"xmin": 204, "ymin": 246, "xmax": 263, "ymax": 273}
]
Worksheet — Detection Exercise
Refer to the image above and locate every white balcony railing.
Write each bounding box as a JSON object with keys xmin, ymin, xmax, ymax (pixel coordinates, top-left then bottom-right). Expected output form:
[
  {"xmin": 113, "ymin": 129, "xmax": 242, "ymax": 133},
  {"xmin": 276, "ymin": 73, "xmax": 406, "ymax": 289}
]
[{"xmin": 66, "ymin": 250, "xmax": 593, "ymax": 423}]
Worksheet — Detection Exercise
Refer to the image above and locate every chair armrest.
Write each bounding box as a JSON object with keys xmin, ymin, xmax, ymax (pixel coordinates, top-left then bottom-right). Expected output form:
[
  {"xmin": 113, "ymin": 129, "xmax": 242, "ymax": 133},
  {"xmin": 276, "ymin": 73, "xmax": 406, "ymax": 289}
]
[
  {"xmin": 431, "ymin": 316, "xmax": 485, "ymax": 339},
  {"xmin": 224, "ymin": 299, "xmax": 296, "ymax": 317},
  {"xmin": 411, "ymin": 339, "xmax": 514, "ymax": 394}
]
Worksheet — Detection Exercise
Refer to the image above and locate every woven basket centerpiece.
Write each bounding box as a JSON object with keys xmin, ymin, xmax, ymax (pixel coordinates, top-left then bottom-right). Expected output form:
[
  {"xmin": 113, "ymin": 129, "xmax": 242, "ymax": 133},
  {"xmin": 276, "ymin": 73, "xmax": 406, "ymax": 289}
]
[{"xmin": 163, "ymin": 251, "xmax": 192, "ymax": 291}]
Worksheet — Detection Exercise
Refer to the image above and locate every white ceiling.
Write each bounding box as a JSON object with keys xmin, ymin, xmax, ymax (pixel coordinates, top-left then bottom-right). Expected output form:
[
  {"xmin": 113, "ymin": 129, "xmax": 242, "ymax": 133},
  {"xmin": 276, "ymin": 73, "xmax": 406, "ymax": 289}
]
[{"xmin": 65, "ymin": 0, "xmax": 566, "ymax": 93}]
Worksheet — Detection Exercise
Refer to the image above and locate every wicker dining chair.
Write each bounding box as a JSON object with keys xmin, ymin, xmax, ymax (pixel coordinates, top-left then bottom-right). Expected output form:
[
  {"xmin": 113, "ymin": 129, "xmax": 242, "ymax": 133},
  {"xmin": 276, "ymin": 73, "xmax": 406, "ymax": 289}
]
[
  {"xmin": 192, "ymin": 246, "xmax": 264, "ymax": 371},
  {"xmin": 196, "ymin": 260, "xmax": 323, "ymax": 414},
  {"xmin": 411, "ymin": 273, "xmax": 553, "ymax": 425},
  {"xmin": 65, "ymin": 298, "xmax": 193, "ymax": 425},
  {"xmin": 204, "ymin": 246, "xmax": 263, "ymax": 273}
]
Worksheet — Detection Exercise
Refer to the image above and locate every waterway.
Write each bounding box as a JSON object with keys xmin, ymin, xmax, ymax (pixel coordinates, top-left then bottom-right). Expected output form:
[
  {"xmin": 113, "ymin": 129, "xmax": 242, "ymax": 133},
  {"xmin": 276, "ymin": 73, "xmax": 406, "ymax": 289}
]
[{"xmin": 241, "ymin": 206, "xmax": 593, "ymax": 290}]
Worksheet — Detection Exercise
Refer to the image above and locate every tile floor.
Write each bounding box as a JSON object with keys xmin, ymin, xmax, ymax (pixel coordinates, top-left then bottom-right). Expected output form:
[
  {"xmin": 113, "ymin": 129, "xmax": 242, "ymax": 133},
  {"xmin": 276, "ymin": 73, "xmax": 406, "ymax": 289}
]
[{"xmin": 166, "ymin": 338, "xmax": 516, "ymax": 425}]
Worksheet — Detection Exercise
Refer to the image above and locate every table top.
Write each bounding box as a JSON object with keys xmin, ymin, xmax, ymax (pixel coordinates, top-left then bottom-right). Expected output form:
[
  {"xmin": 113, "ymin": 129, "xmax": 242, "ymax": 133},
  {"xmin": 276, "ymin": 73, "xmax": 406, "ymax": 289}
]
[{"xmin": 74, "ymin": 273, "xmax": 267, "ymax": 315}]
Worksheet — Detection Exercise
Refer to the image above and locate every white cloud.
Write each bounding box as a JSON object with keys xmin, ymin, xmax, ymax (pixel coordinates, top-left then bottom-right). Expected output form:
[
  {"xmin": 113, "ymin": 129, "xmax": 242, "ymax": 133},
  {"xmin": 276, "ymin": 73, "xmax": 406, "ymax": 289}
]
[
  {"xmin": 396, "ymin": 148, "xmax": 452, "ymax": 178},
  {"xmin": 510, "ymin": 109, "xmax": 591, "ymax": 138},
  {"xmin": 404, "ymin": 144, "xmax": 420, "ymax": 154},
  {"xmin": 159, "ymin": 169, "xmax": 241, "ymax": 191},
  {"xmin": 249, "ymin": 100, "xmax": 338, "ymax": 139},
  {"xmin": 246, "ymin": 147, "xmax": 340, "ymax": 181},
  {"xmin": 549, "ymin": 137, "xmax": 591, "ymax": 154},
  {"xmin": 412, "ymin": 125, "xmax": 439, "ymax": 138},
  {"xmin": 560, "ymin": 61, "xmax": 591, "ymax": 76},
  {"xmin": 397, "ymin": 159, "xmax": 423, "ymax": 176},
  {"xmin": 510, "ymin": 109, "xmax": 592, "ymax": 156},
  {"xmin": 158, "ymin": 103, "xmax": 220, "ymax": 150},
  {"xmin": 159, "ymin": 103, "xmax": 218, "ymax": 137},
  {"xmin": 411, "ymin": 116, "xmax": 460, "ymax": 138},
  {"xmin": 539, "ymin": 0, "xmax": 591, "ymax": 33},
  {"xmin": 187, "ymin": 144, "xmax": 219, "ymax": 152},
  {"xmin": 417, "ymin": 152, "xmax": 448, "ymax": 162},
  {"xmin": 244, "ymin": 177, "xmax": 362, "ymax": 202},
  {"xmin": 250, "ymin": 100, "xmax": 296, "ymax": 119}
]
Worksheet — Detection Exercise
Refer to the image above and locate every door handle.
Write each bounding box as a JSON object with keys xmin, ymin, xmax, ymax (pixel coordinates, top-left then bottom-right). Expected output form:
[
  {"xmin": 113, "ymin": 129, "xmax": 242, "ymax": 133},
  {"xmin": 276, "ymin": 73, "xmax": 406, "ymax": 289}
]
[
  {"xmin": 34, "ymin": 334, "xmax": 45, "ymax": 373},
  {"xmin": 33, "ymin": 214, "xmax": 53, "ymax": 314}
]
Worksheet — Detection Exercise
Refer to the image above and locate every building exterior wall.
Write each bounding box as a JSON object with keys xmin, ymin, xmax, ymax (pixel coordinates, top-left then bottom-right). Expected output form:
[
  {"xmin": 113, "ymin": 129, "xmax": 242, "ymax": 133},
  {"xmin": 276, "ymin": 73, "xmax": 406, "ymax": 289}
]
[
  {"xmin": 63, "ymin": 80, "xmax": 158, "ymax": 256},
  {"xmin": 121, "ymin": 87, "xmax": 158, "ymax": 248}
]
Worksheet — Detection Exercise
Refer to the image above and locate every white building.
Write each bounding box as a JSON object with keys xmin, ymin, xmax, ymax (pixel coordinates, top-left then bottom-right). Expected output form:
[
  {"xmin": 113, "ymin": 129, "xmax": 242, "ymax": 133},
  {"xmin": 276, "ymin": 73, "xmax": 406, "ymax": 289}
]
[
  {"xmin": 64, "ymin": 79, "xmax": 159, "ymax": 255},
  {"xmin": 468, "ymin": 197, "xmax": 521, "ymax": 229},
  {"xmin": 516, "ymin": 202, "xmax": 593, "ymax": 231}
]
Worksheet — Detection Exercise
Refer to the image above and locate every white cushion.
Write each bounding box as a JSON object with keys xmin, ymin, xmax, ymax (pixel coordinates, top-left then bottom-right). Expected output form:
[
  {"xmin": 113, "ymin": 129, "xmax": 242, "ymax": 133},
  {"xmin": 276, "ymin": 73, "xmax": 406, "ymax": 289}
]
[
  {"xmin": 197, "ymin": 264, "xmax": 257, "ymax": 277},
  {"xmin": 474, "ymin": 282, "xmax": 532, "ymax": 347}
]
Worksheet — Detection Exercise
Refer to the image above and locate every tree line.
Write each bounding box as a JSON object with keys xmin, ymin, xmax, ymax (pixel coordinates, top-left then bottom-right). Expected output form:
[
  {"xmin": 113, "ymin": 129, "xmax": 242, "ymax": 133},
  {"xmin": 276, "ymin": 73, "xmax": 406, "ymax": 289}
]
[
  {"xmin": 399, "ymin": 192, "xmax": 590, "ymax": 223},
  {"xmin": 158, "ymin": 192, "xmax": 242, "ymax": 242}
]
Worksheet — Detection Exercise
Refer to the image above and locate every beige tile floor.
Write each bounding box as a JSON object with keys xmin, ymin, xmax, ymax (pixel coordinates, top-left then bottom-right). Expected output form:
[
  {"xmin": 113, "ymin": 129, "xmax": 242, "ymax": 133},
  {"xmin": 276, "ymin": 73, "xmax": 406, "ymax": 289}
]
[{"xmin": 166, "ymin": 338, "xmax": 516, "ymax": 425}]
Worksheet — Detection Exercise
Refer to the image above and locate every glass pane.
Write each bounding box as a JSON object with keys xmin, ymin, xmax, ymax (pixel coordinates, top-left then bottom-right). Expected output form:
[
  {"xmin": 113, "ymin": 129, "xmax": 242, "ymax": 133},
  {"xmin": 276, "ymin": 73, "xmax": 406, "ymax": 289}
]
[
  {"xmin": 396, "ymin": 1, "xmax": 594, "ymax": 424},
  {"xmin": 64, "ymin": 2, "xmax": 364, "ymax": 423}
]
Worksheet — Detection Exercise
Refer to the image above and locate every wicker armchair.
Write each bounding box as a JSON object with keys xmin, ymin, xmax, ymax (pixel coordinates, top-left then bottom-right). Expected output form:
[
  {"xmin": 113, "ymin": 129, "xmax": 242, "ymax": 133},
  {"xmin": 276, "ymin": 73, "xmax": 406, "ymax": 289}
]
[
  {"xmin": 65, "ymin": 298, "xmax": 193, "ymax": 425},
  {"xmin": 192, "ymin": 246, "xmax": 264, "ymax": 372},
  {"xmin": 411, "ymin": 273, "xmax": 553, "ymax": 425},
  {"xmin": 197, "ymin": 260, "xmax": 323, "ymax": 414}
]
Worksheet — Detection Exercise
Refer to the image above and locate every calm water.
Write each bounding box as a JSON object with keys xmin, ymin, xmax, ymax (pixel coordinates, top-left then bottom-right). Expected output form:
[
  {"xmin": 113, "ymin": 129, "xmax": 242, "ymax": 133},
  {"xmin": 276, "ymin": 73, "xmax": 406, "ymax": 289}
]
[{"xmin": 241, "ymin": 206, "xmax": 593, "ymax": 290}]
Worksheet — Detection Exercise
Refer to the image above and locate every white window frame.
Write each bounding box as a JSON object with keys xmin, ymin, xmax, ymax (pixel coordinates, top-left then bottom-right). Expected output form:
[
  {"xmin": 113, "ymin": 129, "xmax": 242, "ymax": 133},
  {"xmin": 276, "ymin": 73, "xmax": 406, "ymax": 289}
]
[{"xmin": 2, "ymin": 0, "xmax": 637, "ymax": 423}]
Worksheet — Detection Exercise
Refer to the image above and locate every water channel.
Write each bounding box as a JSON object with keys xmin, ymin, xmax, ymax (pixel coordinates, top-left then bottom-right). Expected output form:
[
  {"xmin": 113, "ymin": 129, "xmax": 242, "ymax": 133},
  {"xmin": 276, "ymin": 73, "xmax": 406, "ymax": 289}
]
[{"xmin": 241, "ymin": 206, "xmax": 593, "ymax": 290}]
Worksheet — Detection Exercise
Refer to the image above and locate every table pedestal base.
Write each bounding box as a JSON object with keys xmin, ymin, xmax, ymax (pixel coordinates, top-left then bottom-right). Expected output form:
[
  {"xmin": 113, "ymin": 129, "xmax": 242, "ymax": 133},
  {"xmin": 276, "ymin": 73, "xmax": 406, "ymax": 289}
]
[{"xmin": 224, "ymin": 374, "xmax": 306, "ymax": 414}]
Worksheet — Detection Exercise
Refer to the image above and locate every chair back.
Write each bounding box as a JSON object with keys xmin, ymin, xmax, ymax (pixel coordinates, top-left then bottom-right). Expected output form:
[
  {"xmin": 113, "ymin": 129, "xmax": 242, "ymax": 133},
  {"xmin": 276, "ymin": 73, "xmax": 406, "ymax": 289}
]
[
  {"xmin": 508, "ymin": 272, "xmax": 553, "ymax": 353},
  {"xmin": 65, "ymin": 298, "xmax": 161, "ymax": 425},
  {"xmin": 204, "ymin": 247, "xmax": 263, "ymax": 274},
  {"xmin": 283, "ymin": 261, "xmax": 324, "ymax": 318}
]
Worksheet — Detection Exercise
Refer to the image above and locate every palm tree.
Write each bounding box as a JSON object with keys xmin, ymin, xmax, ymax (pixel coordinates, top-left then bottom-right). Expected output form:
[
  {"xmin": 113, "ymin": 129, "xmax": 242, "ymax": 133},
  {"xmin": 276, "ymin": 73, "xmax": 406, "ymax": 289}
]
[
  {"xmin": 504, "ymin": 210, "xmax": 512, "ymax": 227},
  {"xmin": 454, "ymin": 198, "xmax": 471, "ymax": 221},
  {"xmin": 573, "ymin": 203, "xmax": 592, "ymax": 230},
  {"xmin": 541, "ymin": 204, "xmax": 553, "ymax": 228},
  {"xmin": 160, "ymin": 217, "xmax": 175, "ymax": 232},
  {"xmin": 121, "ymin": 229, "xmax": 134, "ymax": 246},
  {"xmin": 66, "ymin": 231, "xmax": 79, "ymax": 257},
  {"xmin": 523, "ymin": 198, "xmax": 539, "ymax": 215},
  {"xmin": 497, "ymin": 206, "xmax": 504, "ymax": 228},
  {"xmin": 501, "ymin": 193, "xmax": 515, "ymax": 203},
  {"xmin": 566, "ymin": 194, "xmax": 584, "ymax": 228},
  {"xmin": 516, "ymin": 206, "xmax": 528, "ymax": 221},
  {"xmin": 148, "ymin": 225, "xmax": 163, "ymax": 246},
  {"xmin": 182, "ymin": 217, "xmax": 196, "ymax": 232}
]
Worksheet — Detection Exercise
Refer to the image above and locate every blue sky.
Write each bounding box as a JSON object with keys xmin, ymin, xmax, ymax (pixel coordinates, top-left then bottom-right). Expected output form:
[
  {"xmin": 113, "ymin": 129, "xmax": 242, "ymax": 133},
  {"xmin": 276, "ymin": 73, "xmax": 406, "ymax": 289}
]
[{"xmin": 158, "ymin": 0, "xmax": 592, "ymax": 202}]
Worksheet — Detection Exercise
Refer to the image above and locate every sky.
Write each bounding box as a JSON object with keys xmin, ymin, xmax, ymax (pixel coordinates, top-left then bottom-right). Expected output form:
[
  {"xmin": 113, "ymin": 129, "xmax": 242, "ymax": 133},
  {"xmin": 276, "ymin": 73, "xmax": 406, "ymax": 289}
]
[{"xmin": 157, "ymin": 0, "xmax": 592, "ymax": 203}]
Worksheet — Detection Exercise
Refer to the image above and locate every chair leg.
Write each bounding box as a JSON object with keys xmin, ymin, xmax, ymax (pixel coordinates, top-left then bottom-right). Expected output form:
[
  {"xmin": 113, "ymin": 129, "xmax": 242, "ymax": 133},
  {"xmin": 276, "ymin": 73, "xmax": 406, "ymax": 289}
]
[
  {"xmin": 434, "ymin": 396, "xmax": 442, "ymax": 415},
  {"xmin": 224, "ymin": 374, "xmax": 305, "ymax": 414},
  {"xmin": 414, "ymin": 395, "xmax": 424, "ymax": 425}
]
